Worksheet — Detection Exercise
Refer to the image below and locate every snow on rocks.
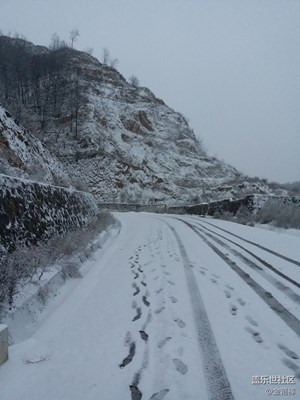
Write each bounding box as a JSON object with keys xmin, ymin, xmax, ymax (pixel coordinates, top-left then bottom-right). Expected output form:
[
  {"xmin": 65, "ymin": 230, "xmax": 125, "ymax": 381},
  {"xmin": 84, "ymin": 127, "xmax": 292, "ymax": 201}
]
[{"xmin": 0, "ymin": 105, "xmax": 71, "ymax": 186}]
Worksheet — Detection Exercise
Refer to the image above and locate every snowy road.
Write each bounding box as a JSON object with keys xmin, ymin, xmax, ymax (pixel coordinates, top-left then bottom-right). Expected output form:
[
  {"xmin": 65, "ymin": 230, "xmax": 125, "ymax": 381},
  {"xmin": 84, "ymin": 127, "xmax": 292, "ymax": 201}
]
[{"xmin": 1, "ymin": 213, "xmax": 300, "ymax": 400}]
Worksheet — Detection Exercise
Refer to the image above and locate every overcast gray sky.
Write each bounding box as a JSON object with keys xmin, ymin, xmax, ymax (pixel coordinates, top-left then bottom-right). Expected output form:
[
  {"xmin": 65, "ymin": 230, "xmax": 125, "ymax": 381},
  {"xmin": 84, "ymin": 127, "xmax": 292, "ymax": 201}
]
[{"xmin": 1, "ymin": 0, "xmax": 299, "ymax": 183}]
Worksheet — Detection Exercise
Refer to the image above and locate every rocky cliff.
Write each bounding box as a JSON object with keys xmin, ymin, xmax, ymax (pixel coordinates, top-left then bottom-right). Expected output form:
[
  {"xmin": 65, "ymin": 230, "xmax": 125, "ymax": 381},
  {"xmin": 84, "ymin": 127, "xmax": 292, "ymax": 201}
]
[
  {"xmin": 0, "ymin": 105, "xmax": 70, "ymax": 186},
  {"xmin": 1, "ymin": 36, "xmax": 281, "ymax": 204}
]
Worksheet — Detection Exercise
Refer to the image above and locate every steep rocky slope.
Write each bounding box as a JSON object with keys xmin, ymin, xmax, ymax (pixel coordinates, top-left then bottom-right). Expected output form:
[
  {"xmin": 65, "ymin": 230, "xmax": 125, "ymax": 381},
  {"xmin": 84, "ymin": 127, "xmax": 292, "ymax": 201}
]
[
  {"xmin": 0, "ymin": 105, "xmax": 71, "ymax": 186},
  {"xmin": 0, "ymin": 36, "xmax": 281, "ymax": 204}
]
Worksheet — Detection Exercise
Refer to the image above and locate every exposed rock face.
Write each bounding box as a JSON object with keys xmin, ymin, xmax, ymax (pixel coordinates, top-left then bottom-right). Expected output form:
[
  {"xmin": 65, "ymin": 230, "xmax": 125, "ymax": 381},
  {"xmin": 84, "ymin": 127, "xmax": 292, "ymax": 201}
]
[
  {"xmin": 0, "ymin": 105, "xmax": 71, "ymax": 187},
  {"xmin": 1, "ymin": 36, "xmax": 275, "ymax": 204},
  {"xmin": 0, "ymin": 100, "xmax": 98, "ymax": 252}
]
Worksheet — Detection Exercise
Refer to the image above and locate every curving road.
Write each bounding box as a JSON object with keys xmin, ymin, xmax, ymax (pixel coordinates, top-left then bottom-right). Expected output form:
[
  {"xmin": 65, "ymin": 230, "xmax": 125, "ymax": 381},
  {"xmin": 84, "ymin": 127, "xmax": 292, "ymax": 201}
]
[{"xmin": 1, "ymin": 213, "xmax": 299, "ymax": 400}]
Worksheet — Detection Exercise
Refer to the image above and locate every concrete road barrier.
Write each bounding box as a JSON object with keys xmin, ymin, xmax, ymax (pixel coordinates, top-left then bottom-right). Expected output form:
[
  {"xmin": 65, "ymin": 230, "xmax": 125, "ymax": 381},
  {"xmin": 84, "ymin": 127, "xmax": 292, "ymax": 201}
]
[{"xmin": 0, "ymin": 324, "xmax": 8, "ymax": 365}]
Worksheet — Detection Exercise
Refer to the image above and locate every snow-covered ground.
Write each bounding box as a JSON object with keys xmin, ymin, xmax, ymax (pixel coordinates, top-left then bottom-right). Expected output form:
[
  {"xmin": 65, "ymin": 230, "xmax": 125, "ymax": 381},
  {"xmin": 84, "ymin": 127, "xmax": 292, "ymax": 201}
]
[{"xmin": 0, "ymin": 213, "xmax": 299, "ymax": 400}]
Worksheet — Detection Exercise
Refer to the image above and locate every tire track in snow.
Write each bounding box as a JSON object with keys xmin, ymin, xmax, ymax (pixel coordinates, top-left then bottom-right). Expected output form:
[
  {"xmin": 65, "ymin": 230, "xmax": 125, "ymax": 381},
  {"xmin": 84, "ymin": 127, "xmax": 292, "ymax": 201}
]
[
  {"xmin": 180, "ymin": 219, "xmax": 300, "ymax": 337},
  {"xmin": 162, "ymin": 220, "xmax": 235, "ymax": 400},
  {"xmin": 190, "ymin": 219, "xmax": 300, "ymax": 290},
  {"xmin": 195, "ymin": 218, "xmax": 300, "ymax": 267},
  {"xmin": 188, "ymin": 221, "xmax": 300, "ymax": 302}
]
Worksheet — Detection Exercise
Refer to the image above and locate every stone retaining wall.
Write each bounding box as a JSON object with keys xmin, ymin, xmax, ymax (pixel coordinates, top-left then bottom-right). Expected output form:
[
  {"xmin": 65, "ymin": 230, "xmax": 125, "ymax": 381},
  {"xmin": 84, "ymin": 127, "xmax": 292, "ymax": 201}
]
[
  {"xmin": 0, "ymin": 174, "xmax": 98, "ymax": 252},
  {"xmin": 0, "ymin": 324, "xmax": 8, "ymax": 365}
]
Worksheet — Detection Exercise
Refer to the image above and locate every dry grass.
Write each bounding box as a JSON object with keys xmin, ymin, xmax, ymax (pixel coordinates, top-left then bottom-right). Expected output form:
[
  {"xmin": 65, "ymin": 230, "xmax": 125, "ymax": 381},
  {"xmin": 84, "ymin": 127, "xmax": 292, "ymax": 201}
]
[{"xmin": 0, "ymin": 211, "xmax": 117, "ymax": 309}]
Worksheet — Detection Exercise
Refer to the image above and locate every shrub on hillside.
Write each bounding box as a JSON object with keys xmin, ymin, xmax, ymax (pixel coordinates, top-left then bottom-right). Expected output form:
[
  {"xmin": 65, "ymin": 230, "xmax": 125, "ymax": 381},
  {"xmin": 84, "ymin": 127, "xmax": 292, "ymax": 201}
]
[
  {"xmin": 0, "ymin": 211, "xmax": 117, "ymax": 310},
  {"xmin": 213, "ymin": 210, "xmax": 234, "ymax": 221},
  {"xmin": 254, "ymin": 201, "xmax": 300, "ymax": 229},
  {"xmin": 235, "ymin": 206, "xmax": 254, "ymax": 226},
  {"xmin": 213, "ymin": 201, "xmax": 300, "ymax": 229}
]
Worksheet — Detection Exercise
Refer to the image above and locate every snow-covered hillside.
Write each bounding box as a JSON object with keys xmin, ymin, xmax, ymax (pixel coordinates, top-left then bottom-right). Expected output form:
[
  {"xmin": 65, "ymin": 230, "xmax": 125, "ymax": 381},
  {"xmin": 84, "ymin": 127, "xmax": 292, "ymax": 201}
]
[
  {"xmin": 0, "ymin": 36, "xmax": 250, "ymax": 204},
  {"xmin": 0, "ymin": 36, "xmax": 288, "ymax": 204},
  {"xmin": 0, "ymin": 105, "xmax": 71, "ymax": 186}
]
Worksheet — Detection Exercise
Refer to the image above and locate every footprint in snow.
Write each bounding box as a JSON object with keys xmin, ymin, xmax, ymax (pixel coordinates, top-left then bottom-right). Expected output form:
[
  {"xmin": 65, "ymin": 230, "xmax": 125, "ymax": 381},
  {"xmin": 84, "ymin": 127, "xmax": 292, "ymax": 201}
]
[
  {"xmin": 278, "ymin": 343, "xmax": 299, "ymax": 360},
  {"xmin": 252, "ymin": 332, "xmax": 263, "ymax": 343},
  {"xmin": 156, "ymin": 288, "xmax": 163, "ymax": 295},
  {"xmin": 139, "ymin": 330, "xmax": 148, "ymax": 342},
  {"xmin": 119, "ymin": 342, "xmax": 136, "ymax": 369},
  {"xmin": 157, "ymin": 337, "xmax": 172, "ymax": 348},
  {"xmin": 124, "ymin": 332, "xmax": 132, "ymax": 346},
  {"xmin": 230, "ymin": 305, "xmax": 238, "ymax": 316},
  {"xmin": 173, "ymin": 358, "xmax": 188, "ymax": 375},
  {"xmin": 226, "ymin": 284, "xmax": 234, "ymax": 291},
  {"xmin": 210, "ymin": 278, "xmax": 218, "ymax": 284},
  {"xmin": 142, "ymin": 295, "xmax": 150, "ymax": 307},
  {"xmin": 245, "ymin": 315, "xmax": 258, "ymax": 327},
  {"xmin": 141, "ymin": 281, "xmax": 147, "ymax": 287},
  {"xmin": 132, "ymin": 307, "xmax": 142, "ymax": 322},
  {"xmin": 237, "ymin": 298, "xmax": 246, "ymax": 306},
  {"xmin": 154, "ymin": 306, "xmax": 165, "ymax": 315},
  {"xmin": 132, "ymin": 283, "xmax": 140, "ymax": 296},
  {"xmin": 169, "ymin": 296, "xmax": 178, "ymax": 304},
  {"xmin": 174, "ymin": 318, "xmax": 186, "ymax": 329},
  {"xmin": 264, "ymin": 291, "xmax": 273, "ymax": 298},
  {"xmin": 281, "ymin": 359, "xmax": 300, "ymax": 380},
  {"xmin": 224, "ymin": 290, "xmax": 232, "ymax": 299},
  {"xmin": 130, "ymin": 385, "xmax": 142, "ymax": 400},
  {"xmin": 149, "ymin": 389, "xmax": 170, "ymax": 400},
  {"xmin": 245, "ymin": 326, "xmax": 263, "ymax": 343},
  {"xmin": 167, "ymin": 280, "xmax": 175, "ymax": 286}
]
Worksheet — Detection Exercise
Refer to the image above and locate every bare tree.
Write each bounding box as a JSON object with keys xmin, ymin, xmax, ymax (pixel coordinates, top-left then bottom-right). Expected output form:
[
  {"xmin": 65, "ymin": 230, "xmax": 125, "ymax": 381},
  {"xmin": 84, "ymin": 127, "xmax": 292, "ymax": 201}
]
[
  {"xmin": 102, "ymin": 47, "xmax": 119, "ymax": 68},
  {"xmin": 109, "ymin": 57, "xmax": 119, "ymax": 68},
  {"xmin": 85, "ymin": 47, "xmax": 93, "ymax": 55},
  {"xmin": 102, "ymin": 47, "xmax": 110, "ymax": 65},
  {"xmin": 68, "ymin": 68, "xmax": 85, "ymax": 138},
  {"xmin": 49, "ymin": 33, "xmax": 60, "ymax": 50},
  {"xmin": 69, "ymin": 28, "xmax": 79, "ymax": 48},
  {"xmin": 129, "ymin": 75, "xmax": 139, "ymax": 87},
  {"xmin": 13, "ymin": 32, "xmax": 27, "ymax": 40},
  {"xmin": 49, "ymin": 33, "xmax": 67, "ymax": 50}
]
